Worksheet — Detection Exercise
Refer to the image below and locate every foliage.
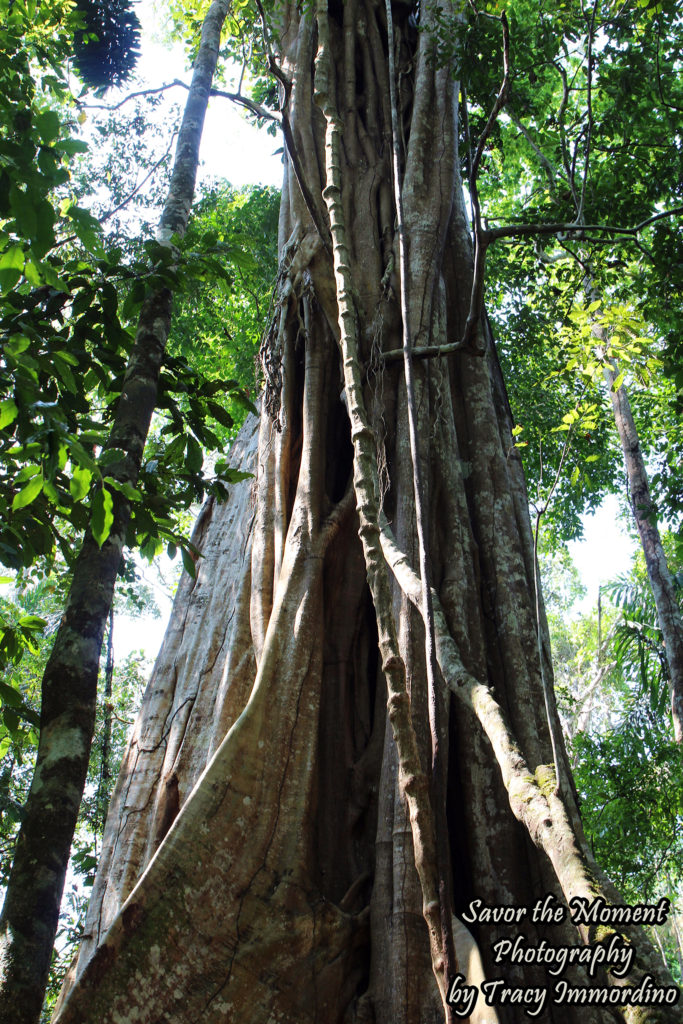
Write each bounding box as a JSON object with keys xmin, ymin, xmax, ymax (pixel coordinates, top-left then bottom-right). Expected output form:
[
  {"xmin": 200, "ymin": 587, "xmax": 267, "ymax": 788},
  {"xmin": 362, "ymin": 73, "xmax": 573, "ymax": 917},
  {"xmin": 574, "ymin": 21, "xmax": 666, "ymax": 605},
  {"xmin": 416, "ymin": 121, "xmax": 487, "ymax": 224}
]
[
  {"xmin": 170, "ymin": 184, "xmax": 280, "ymax": 411},
  {"xmin": 574, "ymin": 700, "xmax": 683, "ymax": 910},
  {"xmin": 456, "ymin": 0, "xmax": 683, "ymax": 546},
  {"xmin": 544, "ymin": 540, "xmax": 683, "ymax": 967},
  {"xmin": 73, "ymin": 0, "xmax": 142, "ymax": 91},
  {"xmin": 0, "ymin": 575, "xmax": 150, "ymax": 1021},
  {"xmin": 604, "ymin": 537, "xmax": 683, "ymax": 718}
]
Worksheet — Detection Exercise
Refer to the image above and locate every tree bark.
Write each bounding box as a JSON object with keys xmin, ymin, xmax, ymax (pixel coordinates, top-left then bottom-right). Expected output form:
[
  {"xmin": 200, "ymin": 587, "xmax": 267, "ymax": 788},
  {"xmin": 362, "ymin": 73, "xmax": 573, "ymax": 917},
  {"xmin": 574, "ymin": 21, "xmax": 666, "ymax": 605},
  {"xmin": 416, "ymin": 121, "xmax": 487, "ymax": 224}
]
[
  {"xmin": 0, "ymin": 5, "xmax": 229, "ymax": 1022},
  {"xmin": 603, "ymin": 360, "xmax": 683, "ymax": 744},
  {"xmin": 51, "ymin": 2, "xmax": 682, "ymax": 1023}
]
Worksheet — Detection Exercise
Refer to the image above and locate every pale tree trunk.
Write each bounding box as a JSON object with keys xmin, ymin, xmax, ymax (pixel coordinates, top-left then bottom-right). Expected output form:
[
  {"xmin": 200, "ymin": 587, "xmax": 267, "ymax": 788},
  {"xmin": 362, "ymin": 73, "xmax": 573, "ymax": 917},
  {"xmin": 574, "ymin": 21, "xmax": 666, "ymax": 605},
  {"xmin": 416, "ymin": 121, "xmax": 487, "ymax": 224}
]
[
  {"xmin": 602, "ymin": 359, "xmax": 683, "ymax": 743},
  {"xmin": 51, "ymin": 3, "xmax": 680, "ymax": 1023},
  {"xmin": 0, "ymin": 4, "xmax": 229, "ymax": 1022}
]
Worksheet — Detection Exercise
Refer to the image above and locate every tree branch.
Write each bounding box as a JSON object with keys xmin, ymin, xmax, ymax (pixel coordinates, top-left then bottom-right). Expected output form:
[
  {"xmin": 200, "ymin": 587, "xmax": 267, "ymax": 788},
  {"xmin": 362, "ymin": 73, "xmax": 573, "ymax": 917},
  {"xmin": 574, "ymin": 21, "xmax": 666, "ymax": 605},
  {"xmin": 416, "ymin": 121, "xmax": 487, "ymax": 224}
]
[
  {"xmin": 98, "ymin": 131, "xmax": 177, "ymax": 225},
  {"xmin": 486, "ymin": 206, "xmax": 683, "ymax": 242}
]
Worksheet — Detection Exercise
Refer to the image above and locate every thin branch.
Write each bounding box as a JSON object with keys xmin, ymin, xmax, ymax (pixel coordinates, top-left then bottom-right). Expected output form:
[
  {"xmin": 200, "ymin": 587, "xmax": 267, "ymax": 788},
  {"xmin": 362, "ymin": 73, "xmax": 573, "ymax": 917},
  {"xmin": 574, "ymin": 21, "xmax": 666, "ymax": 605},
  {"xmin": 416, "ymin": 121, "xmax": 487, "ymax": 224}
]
[
  {"xmin": 212, "ymin": 87, "xmax": 280, "ymax": 122},
  {"xmin": 280, "ymin": 113, "xmax": 332, "ymax": 256},
  {"xmin": 486, "ymin": 206, "xmax": 683, "ymax": 242},
  {"xmin": 532, "ymin": 416, "xmax": 581, "ymax": 798},
  {"xmin": 99, "ymin": 131, "xmax": 177, "ymax": 225},
  {"xmin": 380, "ymin": 339, "xmax": 481, "ymax": 363},
  {"xmin": 80, "ymin": 80, "xmax": 188, "ymax": 111},
  {"xmin": 507, "ymin": 111, "xmax": 556, "ymax": 188},
  {"xmin": 82, "ymin": 78, "xmax": 281, "ymax": 124},
  {"xmin": 253, "ymin": 0, "xmax": 291, "ymax": 92},
  {"xmin": 554, "ymin": 58, "xmax": 580, "ymax": 209}
]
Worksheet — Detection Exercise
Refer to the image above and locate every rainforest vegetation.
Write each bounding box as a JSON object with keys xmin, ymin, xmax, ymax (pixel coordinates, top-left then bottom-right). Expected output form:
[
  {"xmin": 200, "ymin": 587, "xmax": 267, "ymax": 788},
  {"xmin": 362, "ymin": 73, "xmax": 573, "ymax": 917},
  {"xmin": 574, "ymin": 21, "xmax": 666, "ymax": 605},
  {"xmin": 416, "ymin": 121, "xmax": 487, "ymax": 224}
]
[{"xmin": 0, "ymin": 0, "xmax": 681, "ymax": 1020}]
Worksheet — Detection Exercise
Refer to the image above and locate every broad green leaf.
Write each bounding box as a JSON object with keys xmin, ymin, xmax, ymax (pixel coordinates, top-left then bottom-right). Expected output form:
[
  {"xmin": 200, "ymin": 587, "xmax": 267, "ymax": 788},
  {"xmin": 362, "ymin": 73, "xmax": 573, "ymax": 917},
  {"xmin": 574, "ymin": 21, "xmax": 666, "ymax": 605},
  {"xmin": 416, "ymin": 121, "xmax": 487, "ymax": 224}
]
[
  {"xmin": 15, "ymin": 464, "xmax": 41, "ymax": 483},
  {"xmin": 0, "ymin": 244, "xmax": 24, "ymax": 292},
  {"xmin": 103, "ymin": 477, "xmax": 141, "ymax": 502},
  {"xmin": 0, "ymin": 398, "xmax": 18, "ymax": 430},
  {"xmin": 4, "ymin": 335, "xmax": 29, "ymax": 357},
  {"xmin": 2, "ymin": 707, "xmax": 19, "ymax": 735},
  {"xmin": 221, "ymin": 469, "xmax": 254, "ymax": 484},
  {"xmin": 98, "ymin": 448, "xmax": 127, "ymax": 467},
  {"xmin": 91, "ymin": 486, "xmax": 114, "ymax": 547},
  {"xmin": 17, "ymin": 615, "xmax": 46, "ymax": 630},
  {"xmin": 34, "ymin": 110, "xmax": 60, "ymax": 143},
  {"xmin": 185, "ymin": 436, "xmax": 203, "ymax": 473},
  {"xmin": 0, "ymin": 681, "xmax": 22, "ymax": 708},
  {"xmin": 12, "ymin": 474, "xmax": 43, "ymax": 510},
  {"xmin": 181, "ymin": 546, "xmax": 196, "ymax": 578},
  {"xmin": 9, "ymin": 184, "xmax": 37, "ymax": 239},
  {"xmin": 67, "ymin": 437, "xmax": 98, "ymax": 473},
  {"xmin": 69, "ymin": 465, "xmax": 92, "ymax": 501}
]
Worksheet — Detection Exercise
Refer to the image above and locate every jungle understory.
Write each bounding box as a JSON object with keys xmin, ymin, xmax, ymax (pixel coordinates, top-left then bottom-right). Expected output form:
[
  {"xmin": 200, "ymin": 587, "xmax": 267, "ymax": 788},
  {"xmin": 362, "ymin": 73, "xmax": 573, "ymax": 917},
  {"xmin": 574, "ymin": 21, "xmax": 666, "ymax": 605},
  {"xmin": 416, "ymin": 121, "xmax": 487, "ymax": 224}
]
[{"xmin": 53, "ymin": 0, "xmax": 681, "ymax": 1022}]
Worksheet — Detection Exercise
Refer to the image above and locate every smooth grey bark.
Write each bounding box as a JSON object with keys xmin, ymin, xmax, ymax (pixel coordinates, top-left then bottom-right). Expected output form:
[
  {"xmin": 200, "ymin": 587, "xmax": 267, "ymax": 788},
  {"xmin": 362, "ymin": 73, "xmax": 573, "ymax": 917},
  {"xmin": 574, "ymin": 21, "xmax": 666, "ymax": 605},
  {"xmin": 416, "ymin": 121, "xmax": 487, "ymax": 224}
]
[{"xmin": 0, "ymin": 4, "xmax": 229, "ymax": 1022}]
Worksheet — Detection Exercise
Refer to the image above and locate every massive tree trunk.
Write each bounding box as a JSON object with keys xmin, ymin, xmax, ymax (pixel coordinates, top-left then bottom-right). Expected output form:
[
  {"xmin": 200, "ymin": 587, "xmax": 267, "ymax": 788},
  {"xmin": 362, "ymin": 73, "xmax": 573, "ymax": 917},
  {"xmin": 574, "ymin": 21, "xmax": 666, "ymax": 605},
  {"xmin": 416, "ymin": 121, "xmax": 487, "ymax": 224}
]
[{"xmin": 52, "ymin": 2, "xmax": 680, "ymax": 1023}]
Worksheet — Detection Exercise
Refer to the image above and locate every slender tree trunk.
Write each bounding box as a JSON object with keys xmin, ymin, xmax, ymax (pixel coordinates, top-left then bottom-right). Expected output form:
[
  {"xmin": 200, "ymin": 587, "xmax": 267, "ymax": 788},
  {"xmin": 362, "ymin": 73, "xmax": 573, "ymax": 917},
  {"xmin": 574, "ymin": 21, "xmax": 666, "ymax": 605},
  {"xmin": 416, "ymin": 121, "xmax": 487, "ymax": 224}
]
[
  {"xmin": 0, "ymin": 5, "xmax": 229, "ymax": 1021},
  {"xmin": 51, "ymin": 3, "xmax": 681, "ymax": 1023},
  {"xmin": 97, "ymin": 607, "xmax": 115, "ymax": 831},
  {"xmin": 602, "ymin": 359, "xmax": 683, "ymax": 743}
]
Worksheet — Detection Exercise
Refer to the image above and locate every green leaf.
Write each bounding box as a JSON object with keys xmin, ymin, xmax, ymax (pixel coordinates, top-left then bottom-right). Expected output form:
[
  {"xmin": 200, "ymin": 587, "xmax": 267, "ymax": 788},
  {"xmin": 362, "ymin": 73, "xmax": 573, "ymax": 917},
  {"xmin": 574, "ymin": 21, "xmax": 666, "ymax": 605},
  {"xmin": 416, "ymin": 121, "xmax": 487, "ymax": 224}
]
[
  {"xmin": 15, "ymin": 465, "xmax": 41, "ymax": 484},
  {"xmin": 221, "ymin": 468, "xmax": 254, "ymax": 484},
  {"xmin": 10, "ymin": 184, "xmax": 37, "ymax": 239},
  {"xmin": 12, "ymin": 474, "xmax": 43, "ymax": 510},
  {"xmin": 185, "ymin": 436, "xmax": 203, "ymax": 473},
  {"xmin": 0, "ymin": 681, "xmax": 22, "ymax": 708},
  {"xmin": 54, "ymin": 138, "xmax": 89, "ymax": 156},
  {"xmin": 67, "ymin": 437, "xmax": 98, "ymax": 473},
  {"xmin": 181, "ymin": 546, "xmax": 197, "ymax": 578},
  {"xmin": 34, "ymin": 110, "xmax": 61, "ymax": 143},
  {"xmin": 91, "ymin": 486, "xmax": 114, "ymax": 547},
  {"xmin": 0, "ymin": 398, "xmax": 18, "ymax": 430},
  {"xmin": 0, "ymin": 244, "xmax": 24, "ymax": 292},
  {"xmin": 98, "ymin": 448, "xmax": 127, "ymax": 467},
  {"xmin": 2, "ymin": 707, "xmax": 19, "ymax": 735},
  {"xmin": 587, "ymin": 299, "xmax": 601, "ymax": 314},
  {"xmin": 570, "ymin": 466, "xmax": 580, "ymax": 486},
  {"xmin": 17, "ymin": 615, "xmax": 47, "ymax": 630},
  {"xmin": 206, "ymin": 400, "xmax": 234, "ymax": 429},
  {"xmin": 33, "ymin": 199, "xmax": 57, "ymax": 258},
  {"xmin": 69, "ymin": 465, "xmax": 92, "ymax": 501},
  {"xmin": 103, "ymin": 477, "xmax": 141, "ymax": 502}
]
